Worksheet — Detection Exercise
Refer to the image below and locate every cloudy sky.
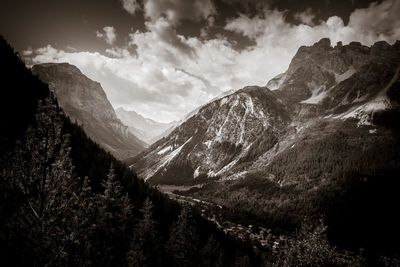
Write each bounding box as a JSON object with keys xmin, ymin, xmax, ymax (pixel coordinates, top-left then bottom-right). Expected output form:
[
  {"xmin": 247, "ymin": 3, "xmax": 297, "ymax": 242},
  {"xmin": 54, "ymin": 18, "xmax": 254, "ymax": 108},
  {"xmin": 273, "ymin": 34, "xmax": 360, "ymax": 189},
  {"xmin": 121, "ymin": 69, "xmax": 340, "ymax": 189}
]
[{"xmin": 1, "ymin": 0, "xmax": 400, "ymax": 122}]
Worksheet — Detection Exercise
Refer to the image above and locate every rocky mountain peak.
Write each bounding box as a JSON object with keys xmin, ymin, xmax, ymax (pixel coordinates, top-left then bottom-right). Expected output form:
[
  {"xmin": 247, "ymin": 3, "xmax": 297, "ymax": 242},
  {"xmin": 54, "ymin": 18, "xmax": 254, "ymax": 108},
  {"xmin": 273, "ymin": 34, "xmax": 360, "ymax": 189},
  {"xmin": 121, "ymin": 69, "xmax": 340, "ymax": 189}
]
[
  {"xmin": 371, "ymin": 41, "xmax": 391, "ymax": 53},
  {"xmin": 314, "ymin": 37, "xmax": 331, "ymax": 49},
  {"xmin": 269, "ymin": 38, "xmax": 400, "ymax": 112}
]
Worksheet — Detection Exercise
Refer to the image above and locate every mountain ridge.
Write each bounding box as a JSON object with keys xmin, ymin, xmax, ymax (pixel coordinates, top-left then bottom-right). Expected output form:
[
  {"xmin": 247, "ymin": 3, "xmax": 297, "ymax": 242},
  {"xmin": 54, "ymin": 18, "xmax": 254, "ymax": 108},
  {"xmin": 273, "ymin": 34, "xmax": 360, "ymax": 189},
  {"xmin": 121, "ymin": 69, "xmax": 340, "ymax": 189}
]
[{"xmin": 32, "ymin": 62, "xmax": 146, "ymax": 159}]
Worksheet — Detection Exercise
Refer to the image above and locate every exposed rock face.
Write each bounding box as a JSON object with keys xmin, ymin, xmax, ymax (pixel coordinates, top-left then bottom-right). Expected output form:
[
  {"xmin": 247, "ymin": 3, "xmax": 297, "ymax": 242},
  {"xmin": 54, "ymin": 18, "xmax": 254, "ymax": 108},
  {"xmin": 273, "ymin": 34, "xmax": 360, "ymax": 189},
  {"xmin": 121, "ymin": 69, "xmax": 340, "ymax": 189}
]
[
  {"xmin": 272, "ymin": 38, "xmax": 400, "ymax": 118},
  {"xmin": 32, "ymin": 63, "xmax": 146, "ymax": 159},
  {"xmin": 131, "ymin": 86, "xmax": 290, "ymax": 184},
  {"xmin": 116, "ymin": 107, "xmax": 176, "ymax": 144},
  {"xmin": 131, "ymin": 38, "xmax": 400, "ymax": 185}
]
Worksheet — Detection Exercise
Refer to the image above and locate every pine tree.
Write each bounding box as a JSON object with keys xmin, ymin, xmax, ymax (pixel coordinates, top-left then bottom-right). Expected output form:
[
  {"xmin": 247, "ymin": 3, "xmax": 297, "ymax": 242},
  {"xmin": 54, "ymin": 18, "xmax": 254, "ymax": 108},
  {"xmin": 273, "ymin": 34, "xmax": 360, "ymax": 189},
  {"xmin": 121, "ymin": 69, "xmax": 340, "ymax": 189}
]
[
  {"xmin": 3, "ymin": 98, "xmax": 78, "ymax": 265},
  {"xmin": 166, "ymin": 205, "xmax": 200, "ymax": 267},
  {"xmin": 127, "ymin": 197, "xmax": 160, "ymax": 267},
  {"xmin": 68, "ymin": 176, "xmax": 99, "ymax": 265},
  {"xmin": 95, "ymin": 165, "xmax": 134, "ymax": 265},
  {"xmin": 98, "ymin": 166, "xmax": 133, "ymax": 230}
]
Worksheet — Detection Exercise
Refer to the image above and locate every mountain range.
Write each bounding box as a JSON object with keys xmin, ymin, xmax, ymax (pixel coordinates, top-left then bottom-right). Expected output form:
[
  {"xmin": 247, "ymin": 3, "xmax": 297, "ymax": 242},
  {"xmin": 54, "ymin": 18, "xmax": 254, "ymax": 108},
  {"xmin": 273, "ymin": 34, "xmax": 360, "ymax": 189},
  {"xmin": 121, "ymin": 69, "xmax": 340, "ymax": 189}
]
[
  {"xmin": 129, "ymin": 38, "xmax": 400, "ymax": 185},
  {"xmin": 3, "ymin": 33, "xmax": 400, "ymax": 262},
  {"xmin": 32, "ymin": 63, "xmax": 146, "ymax": 159},
  {"xmin": 115, "ymin": 107, "xmax": 176, "ymax": 144}
]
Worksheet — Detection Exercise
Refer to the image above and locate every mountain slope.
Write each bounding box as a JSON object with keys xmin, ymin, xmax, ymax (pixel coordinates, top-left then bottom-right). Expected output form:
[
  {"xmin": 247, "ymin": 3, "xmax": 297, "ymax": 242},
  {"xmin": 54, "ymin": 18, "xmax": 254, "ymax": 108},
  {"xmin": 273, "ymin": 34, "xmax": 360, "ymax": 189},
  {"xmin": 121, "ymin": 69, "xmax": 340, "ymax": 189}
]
[
  {"xmin": 32, "ymin": 63, "xmax": 146, "ymax": 159},
  {"xmin": 116, "ymin": 107, "xmax": 176, "ymax": 144},
  {"xmin": 131, "ymin": 86, "xmax": 290, "ymax": 184}
]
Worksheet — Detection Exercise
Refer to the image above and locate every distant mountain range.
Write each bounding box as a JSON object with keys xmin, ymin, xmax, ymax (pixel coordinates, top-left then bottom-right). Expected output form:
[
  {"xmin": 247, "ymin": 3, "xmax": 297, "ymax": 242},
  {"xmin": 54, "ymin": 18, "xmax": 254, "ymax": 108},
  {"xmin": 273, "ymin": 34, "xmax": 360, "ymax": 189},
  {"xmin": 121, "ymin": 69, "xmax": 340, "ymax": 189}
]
[
  {"xmin": 116, "ymin": 107, "xmax": 176, "ymax": 144},
  {"xmin": 32, "ymin": 63, "xmax": 146, "ymax": 159}
]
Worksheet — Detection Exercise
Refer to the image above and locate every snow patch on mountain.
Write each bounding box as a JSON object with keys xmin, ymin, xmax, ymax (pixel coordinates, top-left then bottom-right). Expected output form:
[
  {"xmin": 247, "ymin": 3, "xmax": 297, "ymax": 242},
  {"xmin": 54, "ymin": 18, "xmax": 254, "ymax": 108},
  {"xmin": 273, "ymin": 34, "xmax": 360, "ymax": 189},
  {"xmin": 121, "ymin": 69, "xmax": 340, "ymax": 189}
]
[
  {"xmin": 157, "ymin": 145, "xmax": 172, "ymax": 155},
  {"xmin": 340, "ymin": 97, "xmax": 391, "ymax": 126},
  {"xmin": 301, "ymin": 88, "xmax": 328, "ymax": 104},
  {"xmin": 144, "ymin": 137, "xmax": 192, "ymax": 180},
  {"xmin": 301, "ymin": 83, "xmax": 328, "ymax": 104},
  {"xmin": 334, "ymin": 67, "xmax": 356, "ymax": 83},
  {"xmin": 338, "ymin": 65, "xmax": 399, "ymax": 125},
  {"xmin": 193, "ymin": 166, "xmax": 200, "ymax": 178}
]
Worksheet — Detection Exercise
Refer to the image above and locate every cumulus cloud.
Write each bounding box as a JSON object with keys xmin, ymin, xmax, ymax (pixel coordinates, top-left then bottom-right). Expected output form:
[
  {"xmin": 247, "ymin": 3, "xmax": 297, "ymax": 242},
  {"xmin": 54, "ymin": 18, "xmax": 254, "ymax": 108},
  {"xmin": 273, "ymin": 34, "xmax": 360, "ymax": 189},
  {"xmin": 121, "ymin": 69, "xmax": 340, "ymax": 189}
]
[
  {"xmin": 31, "ymin": 0, "xmax": 400, "ymax": 122},
  {"xmin": 142, "ymin": 18, "xmax": 195, "ymax": 56},
  {"xmin": 96, "ymin": 26, "xmax": 117, "ymax": 45},
  {"xmin": 143, "ymin": 0, "xmax": 216, "ymax": 26},
  {"xmin": 294, "ymin": 8, "xmax": 316, "ymax": 26},
  {"xmin": 121, "ymin": 0, "xmax": 141, "ymax": 14},
  {"xmin": 22, "ymin": 47, "xmax": 33, "ymax": 56},
  {"xmin": 227, "ymin": 0, "xmax": 400, "ymax": 46},
  {"xmin": 348, "ymin": 0, "xmax": 400, "ymax": 43}
]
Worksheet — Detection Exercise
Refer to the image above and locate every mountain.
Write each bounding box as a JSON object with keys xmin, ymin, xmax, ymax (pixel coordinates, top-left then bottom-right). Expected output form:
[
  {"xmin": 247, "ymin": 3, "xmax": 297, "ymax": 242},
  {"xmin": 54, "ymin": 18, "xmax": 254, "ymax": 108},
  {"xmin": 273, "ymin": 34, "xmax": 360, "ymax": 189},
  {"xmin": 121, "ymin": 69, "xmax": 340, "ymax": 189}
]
[
  {"xmin": 131, "ymin": 38, "xmax": 400, "ymax": 185},
  {"xmin": 116, "ymin": 107, "xmax": 176, "ymax": 144},
  {"xmin": 131, "ymin": 86, "xmax": 291, "ymax": 184},
  {"xmin": 271, "ymin": 38, "xmax": 400, "ymax": 120},
  {"xmin": 130, "ymin": 38, "xmax": 400, "ymax": 257},
  {"xmin": 31, "ymin": 63, "xmax": 146, "ymax": 159}
]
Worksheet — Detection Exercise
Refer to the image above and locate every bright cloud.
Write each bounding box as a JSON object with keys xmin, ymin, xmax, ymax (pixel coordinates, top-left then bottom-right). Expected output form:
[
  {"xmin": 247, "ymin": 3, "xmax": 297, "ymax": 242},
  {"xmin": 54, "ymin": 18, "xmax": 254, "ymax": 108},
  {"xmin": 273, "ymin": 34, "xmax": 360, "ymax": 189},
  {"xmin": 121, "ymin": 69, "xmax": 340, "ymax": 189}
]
[
  {"xmin": 294, "ymin": 8, "xmax": 315, "ymax": 26},
  {"xmin": 22, "ymin": 47, "xmax": 33, "ymax": 56},
  {"xmin": 31, "ymin": 0, "xmax": 400, "ymax": 123},
  {"xmin": 143, "ymin": 0, "xmax": 216, "ymax": 25},
  {"xmin": 96, "ymin": 26, "xmax": 117, "ymax": 45},
  {"xmin": 121, "ymin": 0, "xmax": 141, "ymax": 15}
]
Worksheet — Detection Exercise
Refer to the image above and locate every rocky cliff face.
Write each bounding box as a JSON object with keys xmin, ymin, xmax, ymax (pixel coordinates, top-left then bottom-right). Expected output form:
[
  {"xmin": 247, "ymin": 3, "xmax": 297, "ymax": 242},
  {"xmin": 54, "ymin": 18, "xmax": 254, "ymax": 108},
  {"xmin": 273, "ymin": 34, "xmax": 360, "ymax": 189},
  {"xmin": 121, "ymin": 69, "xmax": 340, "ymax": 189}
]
[
  {"xmin": 32, "ymin": 63, "xmax": 146, "ymax": 159},
  {"xmin": 131, "ymin": 38, "xmax": 400, "ymax": 185},
  {"xmin": 272, "ymin": 38, "xmax": 400, "ymax": 119},
  {"xmin": 116, "ymin": 107, "xmax": 176, "ymax": 144}
]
